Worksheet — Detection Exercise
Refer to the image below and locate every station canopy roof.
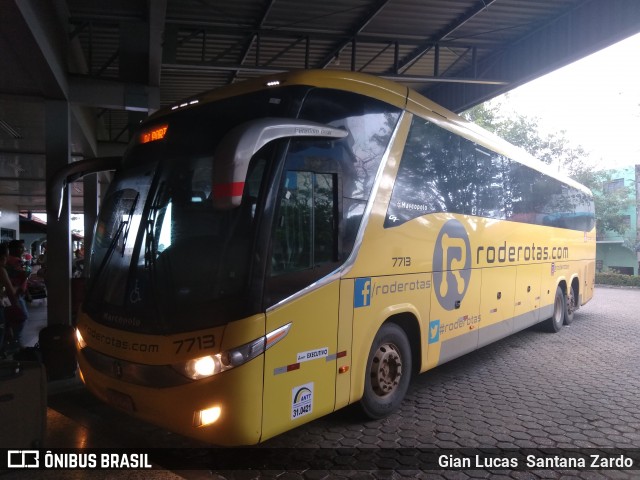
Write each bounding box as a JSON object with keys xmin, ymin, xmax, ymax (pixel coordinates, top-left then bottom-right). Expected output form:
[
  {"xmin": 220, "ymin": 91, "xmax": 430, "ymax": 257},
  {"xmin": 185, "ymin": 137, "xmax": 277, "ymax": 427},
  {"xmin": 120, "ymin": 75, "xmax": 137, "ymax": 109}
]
[{"xmin": 1, "ymin": 0, "xmax": 640, "ymax": 213}]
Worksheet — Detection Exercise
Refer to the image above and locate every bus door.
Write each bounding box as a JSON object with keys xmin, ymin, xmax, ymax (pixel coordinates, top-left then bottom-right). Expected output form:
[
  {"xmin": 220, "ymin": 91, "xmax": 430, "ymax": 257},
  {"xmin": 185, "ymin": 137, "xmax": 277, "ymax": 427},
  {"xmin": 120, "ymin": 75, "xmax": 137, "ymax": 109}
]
[{"xmin": 261, "ymin": 168, "xmax": 341, "ymax": 441}]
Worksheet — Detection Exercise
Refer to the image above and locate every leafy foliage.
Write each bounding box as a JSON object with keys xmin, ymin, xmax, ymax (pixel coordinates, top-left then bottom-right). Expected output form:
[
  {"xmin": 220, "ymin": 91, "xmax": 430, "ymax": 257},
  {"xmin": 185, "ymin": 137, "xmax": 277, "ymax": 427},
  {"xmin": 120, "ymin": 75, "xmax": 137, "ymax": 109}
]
[{"xmin": 596, "ymin": 272, "xmax": 640, "ymax": 287}]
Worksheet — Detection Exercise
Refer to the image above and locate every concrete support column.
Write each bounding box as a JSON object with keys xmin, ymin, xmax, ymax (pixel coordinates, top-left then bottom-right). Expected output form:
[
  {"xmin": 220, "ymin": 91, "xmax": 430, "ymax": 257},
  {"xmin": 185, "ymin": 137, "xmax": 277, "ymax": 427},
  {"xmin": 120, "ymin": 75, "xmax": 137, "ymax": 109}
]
[{"xmin": 45, "ymin": 100, "xmax": 72, "ymax": 326}]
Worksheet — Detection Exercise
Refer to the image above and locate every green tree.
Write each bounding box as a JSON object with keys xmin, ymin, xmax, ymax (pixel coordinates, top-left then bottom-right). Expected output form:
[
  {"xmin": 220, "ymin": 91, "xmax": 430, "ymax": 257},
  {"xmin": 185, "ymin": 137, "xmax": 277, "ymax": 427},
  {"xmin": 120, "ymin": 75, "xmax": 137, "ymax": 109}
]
[
  {"xmin": 464, "ymin": 101, "xmax": 634, "ymax": 237},
  {"xmin": 588, "ymin": 173, "xmax": 634, "ymax": 237}
]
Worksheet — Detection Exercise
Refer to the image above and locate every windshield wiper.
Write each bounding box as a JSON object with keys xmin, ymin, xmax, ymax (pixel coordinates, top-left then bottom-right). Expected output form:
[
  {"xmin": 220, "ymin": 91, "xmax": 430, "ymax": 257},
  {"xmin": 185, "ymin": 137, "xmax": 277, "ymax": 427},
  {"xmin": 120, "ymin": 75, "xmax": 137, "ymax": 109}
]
[
  {"xmin": 93, "ymin": 193, "xmax": 139, "ymax": 281},
  {"xmin": 144, "ymin": 182, "xmax": 166, "ymax": 269},
  {"xmin": 120, "ymin": 193, "xmax": 139, "ymax": 257}
]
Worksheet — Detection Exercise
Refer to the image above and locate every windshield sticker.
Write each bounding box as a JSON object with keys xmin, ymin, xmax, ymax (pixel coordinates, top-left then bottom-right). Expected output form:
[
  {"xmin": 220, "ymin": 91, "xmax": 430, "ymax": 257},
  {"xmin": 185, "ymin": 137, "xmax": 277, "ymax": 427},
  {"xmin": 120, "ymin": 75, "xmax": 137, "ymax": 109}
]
[
  {"xmin": 291, "ymin": 382, "xmax": 314, "ymax": 420},
  {"xmin": 129, "ymin": 280, "xmax": 142, "ymax": 304},
  {"xmin": 296, "ymin": 348, "xmax": 329, "ymax": 363}
]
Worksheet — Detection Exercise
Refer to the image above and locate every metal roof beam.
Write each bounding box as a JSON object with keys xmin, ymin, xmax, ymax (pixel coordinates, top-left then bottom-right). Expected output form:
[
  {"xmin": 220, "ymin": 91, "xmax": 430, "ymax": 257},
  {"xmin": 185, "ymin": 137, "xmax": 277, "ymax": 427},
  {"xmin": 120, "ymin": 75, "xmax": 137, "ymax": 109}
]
[
  {"xmin": 232, "ymin": 0, "xmax": 278, "ymax": 82},
  {"xmin": 263, "ymin": 37, "xmax": 306, "ymax": 67},
  {"xmin": 148, "ymin": 0, "xmax": 167, "ymax": 89},
  {"xmin": 136, "ymin": 19, "xmax": 500, "ymax": 49},
  {"xmin": 69, "ymin": 76, "xmax": 160, "ymax": 112},
  {"xmin": 157, "ymin": 20, "xmax": 501, "ymax": 46},
  {"xmin": 317, "ymin": 0, "xmax": 392, "ymax": 68},
  {"xmin": 391, "ymin": 0, "xmax": 497, "ymax": 75},
  {"xmin": 10, "ymin": 1, "xmax": 103, "ymax": 178},
  {"xmin": 426, "ymin": 0, "xmax": 640, "ymax": 112},
  {"xmin": 11, "ymin": 0, "xmax": 69, "ymax": 99},
  {"xmin": 162, "ymin": 62, "xmax": 506, "ymax": 85}
]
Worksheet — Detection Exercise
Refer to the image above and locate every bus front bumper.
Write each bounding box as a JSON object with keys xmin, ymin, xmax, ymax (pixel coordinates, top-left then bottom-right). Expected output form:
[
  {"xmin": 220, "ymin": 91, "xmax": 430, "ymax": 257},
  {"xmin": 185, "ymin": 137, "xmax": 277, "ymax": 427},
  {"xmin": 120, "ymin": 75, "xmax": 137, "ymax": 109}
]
[{"xmin": 77, "ymin": 348, "xmax": 265, "ymax": 446}]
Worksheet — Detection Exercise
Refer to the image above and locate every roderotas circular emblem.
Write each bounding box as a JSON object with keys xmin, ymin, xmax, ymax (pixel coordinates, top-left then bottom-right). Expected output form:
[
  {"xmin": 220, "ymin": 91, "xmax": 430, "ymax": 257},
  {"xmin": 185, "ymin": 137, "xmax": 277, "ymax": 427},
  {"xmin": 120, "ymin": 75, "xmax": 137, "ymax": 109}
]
[{"xmin": 433, "ymin": 219, "xmax": 471, "ymax": 311}]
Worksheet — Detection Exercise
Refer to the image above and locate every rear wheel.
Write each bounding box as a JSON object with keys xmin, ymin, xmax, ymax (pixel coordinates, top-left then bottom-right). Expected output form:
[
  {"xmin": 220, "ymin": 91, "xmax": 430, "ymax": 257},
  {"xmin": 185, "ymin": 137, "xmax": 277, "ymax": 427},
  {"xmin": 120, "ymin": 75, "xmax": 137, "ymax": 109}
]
[
  {"xmin": 563, "ymin": 284, "xmax": 577, "ymax": 325},
  {"xmin": 544, "ymin": 286, "xmax": 565, "ymax": 333},
  {"xmin": 360, "ymin": 323, "xmax": 412, "ymax": 419}
]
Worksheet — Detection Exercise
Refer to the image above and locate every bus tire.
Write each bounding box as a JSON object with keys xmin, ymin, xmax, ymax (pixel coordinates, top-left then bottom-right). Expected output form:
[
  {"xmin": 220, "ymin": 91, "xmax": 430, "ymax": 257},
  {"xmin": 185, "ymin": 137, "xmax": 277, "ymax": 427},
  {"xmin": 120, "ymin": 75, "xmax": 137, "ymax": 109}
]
[
  {"xmin": 360, "ymin": 323, "xmax": 412, "ymax": 420},
  {"xmin": 544, "ymin": 286, "xmax": 565, "ymax": 333},
  {"xmin": 563, "ymin": 284, "xmax": 577, "ymax": 325}
]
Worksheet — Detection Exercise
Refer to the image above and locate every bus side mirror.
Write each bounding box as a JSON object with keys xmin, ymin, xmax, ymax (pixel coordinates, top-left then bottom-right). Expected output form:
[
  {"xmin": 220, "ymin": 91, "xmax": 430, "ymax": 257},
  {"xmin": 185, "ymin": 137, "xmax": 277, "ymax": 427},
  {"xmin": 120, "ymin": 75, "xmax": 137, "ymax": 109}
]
[
  {"xmin": 49, "ymin": 157, "xmax": 121, "ymax": 220},
  {"xmin": 212, "ymin": 118, "xmax": 348, "ymax": 209}
]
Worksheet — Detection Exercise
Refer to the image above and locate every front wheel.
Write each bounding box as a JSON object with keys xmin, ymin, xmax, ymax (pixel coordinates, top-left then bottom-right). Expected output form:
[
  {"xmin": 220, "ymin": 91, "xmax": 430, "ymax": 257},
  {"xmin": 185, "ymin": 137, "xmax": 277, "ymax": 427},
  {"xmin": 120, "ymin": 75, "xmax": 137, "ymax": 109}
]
[
  {"xmin": 543, "ymin": 286, "xmax": 565, "ymax": 333},
  {"xmin": 360, "ymin": 323, "xmax": 412, "ymax": 419}
]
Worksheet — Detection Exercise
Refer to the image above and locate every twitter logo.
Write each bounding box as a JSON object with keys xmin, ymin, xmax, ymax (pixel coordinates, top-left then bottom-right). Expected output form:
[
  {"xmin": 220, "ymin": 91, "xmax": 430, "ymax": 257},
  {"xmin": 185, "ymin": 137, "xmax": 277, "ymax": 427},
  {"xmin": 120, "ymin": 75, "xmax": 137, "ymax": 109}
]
[{"xmin": 428, "ymin": 320, "xmax": 440, "ymax": 344}]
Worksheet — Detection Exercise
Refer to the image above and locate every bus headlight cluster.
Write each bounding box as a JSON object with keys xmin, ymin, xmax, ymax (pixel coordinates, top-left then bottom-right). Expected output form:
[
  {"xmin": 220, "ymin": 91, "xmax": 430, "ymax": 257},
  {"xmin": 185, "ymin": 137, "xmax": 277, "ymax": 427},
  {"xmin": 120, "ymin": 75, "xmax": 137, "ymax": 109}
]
[{"xmin": 174, "ymin": 323, "xmax": 291, "ymax": 381}]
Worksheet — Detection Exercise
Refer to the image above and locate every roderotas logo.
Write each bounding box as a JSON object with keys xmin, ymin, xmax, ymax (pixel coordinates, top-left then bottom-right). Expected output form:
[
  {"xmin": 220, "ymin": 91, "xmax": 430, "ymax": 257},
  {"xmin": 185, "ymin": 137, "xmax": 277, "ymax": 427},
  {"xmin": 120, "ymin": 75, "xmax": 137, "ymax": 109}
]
[{"xmin": 433, "ymin": 219, "xmax": 471, "ymax": 311}]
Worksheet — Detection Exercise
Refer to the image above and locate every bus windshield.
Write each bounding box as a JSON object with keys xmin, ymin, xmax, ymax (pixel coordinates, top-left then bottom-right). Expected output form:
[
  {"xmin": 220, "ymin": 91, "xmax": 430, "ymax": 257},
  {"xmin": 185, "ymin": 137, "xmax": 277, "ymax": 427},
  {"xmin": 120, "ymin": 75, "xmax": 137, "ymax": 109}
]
[
  {"xmin": 84, "ymin": 85, "xmax": 402, "ymax": 334},
  {"xmin": 84, "ymin": 87, "xmax": 307, "ymax": 333},
  {"xmin": 85, "ymin": 151, "xmax": 267, "ymax": 334}
]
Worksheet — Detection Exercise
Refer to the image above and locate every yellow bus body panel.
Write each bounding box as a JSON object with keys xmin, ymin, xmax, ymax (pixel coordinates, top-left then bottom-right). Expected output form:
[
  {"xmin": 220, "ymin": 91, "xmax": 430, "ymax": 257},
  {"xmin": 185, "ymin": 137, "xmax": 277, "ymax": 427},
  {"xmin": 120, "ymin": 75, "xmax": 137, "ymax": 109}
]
[
  {"xmin": 261, "ymin": 281, "xmax": 340, "ymax": 442},
  {"xmin": 336, "ymin": 280, "xmax": 355, "ymax": 409},
  {"xmin": 479, "ymin": 266, "xmax": 516, "ymax": 348}
]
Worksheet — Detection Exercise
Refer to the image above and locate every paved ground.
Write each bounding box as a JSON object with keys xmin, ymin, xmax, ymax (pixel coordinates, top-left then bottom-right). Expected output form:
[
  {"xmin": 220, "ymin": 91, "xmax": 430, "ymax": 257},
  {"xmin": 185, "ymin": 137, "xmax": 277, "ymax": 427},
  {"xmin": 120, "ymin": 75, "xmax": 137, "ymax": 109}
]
[{"xmin": 9, "ymin": 286, "xmax": 640, "ymax": 479}]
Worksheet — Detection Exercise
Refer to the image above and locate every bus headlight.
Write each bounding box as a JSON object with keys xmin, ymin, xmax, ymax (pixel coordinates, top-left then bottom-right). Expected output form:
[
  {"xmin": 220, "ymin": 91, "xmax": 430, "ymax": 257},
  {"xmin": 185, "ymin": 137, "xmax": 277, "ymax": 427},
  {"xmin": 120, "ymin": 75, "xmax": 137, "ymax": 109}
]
[
  {"xmin": 174, "ymin": 323, "xmax": 291, "ymax": 380},
  {"xmin": 188, "ymin": 355, "xmax": 220, "ymax": 378},
  {"xmin": 178, "ymin": 338, "xmax": 264, "ymax": 380}
]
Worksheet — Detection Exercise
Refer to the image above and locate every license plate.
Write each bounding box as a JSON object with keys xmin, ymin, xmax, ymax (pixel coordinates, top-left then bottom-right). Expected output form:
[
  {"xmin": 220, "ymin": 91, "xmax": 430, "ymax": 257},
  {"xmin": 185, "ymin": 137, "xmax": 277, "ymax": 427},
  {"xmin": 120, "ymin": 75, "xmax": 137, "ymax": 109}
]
[{"xmin": 106, "ymin": 389, "xmax": 136, "ymax": 412}]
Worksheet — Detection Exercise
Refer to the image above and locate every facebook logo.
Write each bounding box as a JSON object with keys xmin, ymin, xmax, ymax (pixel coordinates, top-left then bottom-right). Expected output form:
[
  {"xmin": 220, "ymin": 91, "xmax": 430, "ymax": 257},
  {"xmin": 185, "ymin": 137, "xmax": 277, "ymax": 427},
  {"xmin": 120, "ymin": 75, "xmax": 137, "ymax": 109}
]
[{"xmin": 354, "ymin": 278, "xmax": 372, "ymax": 308}]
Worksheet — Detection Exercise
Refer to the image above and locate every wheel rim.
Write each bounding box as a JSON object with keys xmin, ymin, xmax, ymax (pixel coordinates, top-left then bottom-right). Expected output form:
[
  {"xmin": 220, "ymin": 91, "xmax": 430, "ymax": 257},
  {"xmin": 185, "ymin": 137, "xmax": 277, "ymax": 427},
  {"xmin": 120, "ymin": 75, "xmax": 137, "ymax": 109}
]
[
  {"xmin": 370, "ymin": 342, "xmax": 403, "ymax": 396},
  {"xmin": 553, "ymin": 293, "xmax": 563, "ymax": 325}
]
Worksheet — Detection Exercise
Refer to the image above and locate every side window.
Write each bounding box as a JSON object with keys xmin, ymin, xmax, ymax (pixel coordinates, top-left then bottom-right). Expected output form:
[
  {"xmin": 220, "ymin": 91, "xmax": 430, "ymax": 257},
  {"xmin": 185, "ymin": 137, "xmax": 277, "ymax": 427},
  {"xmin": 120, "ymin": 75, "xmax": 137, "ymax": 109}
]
[
  {"xmin": 507, "ymin": 164, "xmax": 595, "ymax": 231},
  {"xmin": 508, "ymin": 161, "xmax": 538, "ymax": 223},
  {"xmin": 271, "ymin": 171, "xmax": 336, "ymax": 276},
  {"xmin": 385, "ymin": 117, "xmax": 446, "ymax": 227},
  {"xmin": 386, "ymin": 116, "xmax": 484, "ymax": 227},
  {"xmin": 473, "ymin": 147, "xmax": 509, "ymax": 220},
  {"xmin": 385, "ymin": 115, "xmax": 594, "ymax": 231}
]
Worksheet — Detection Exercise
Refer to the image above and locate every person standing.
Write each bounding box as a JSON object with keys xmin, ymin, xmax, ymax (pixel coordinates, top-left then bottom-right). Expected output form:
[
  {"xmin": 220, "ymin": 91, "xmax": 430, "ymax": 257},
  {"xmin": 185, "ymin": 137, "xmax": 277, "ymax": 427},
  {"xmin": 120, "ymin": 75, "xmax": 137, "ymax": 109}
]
[
  {"xmin": 0, "ymin": 243, "xmax": 22, "ymax": 353},
  {"xmin": 5, "ymin": 240, "xmax": 29, "ymax": 346}
]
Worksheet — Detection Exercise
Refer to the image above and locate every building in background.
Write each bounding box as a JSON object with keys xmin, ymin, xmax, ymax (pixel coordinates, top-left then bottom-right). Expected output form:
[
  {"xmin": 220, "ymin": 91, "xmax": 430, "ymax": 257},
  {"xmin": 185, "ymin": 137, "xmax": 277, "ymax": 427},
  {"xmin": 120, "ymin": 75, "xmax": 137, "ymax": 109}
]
[{"xmin": 596, "ymin": 165, "xmax": 640, "ymax": 275}]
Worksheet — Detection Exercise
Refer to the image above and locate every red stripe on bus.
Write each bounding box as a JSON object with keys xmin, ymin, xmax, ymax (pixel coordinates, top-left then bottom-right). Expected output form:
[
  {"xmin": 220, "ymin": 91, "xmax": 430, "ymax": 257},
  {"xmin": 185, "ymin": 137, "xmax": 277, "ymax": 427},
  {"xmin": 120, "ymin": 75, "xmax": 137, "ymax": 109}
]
[{"xmin": 213, "ymin": 182, "xmax": 244, "ymax": 198}]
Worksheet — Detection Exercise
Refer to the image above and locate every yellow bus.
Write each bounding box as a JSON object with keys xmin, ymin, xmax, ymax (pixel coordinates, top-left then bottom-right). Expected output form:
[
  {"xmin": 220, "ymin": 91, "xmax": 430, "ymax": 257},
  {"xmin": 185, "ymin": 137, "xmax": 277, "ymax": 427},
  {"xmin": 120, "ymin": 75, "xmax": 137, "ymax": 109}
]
[{"xmin": 68, "ymin": 70, "xmax": 595, "ymax": 446}]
